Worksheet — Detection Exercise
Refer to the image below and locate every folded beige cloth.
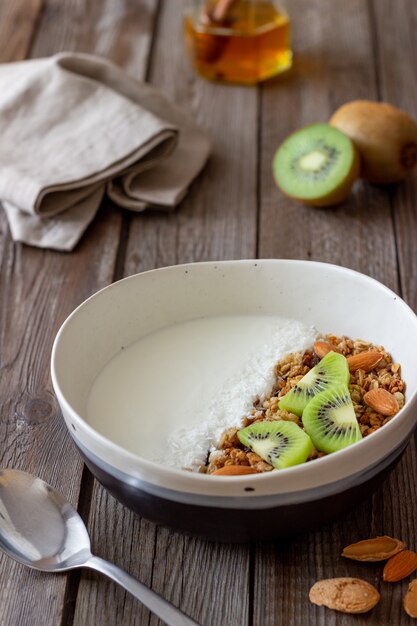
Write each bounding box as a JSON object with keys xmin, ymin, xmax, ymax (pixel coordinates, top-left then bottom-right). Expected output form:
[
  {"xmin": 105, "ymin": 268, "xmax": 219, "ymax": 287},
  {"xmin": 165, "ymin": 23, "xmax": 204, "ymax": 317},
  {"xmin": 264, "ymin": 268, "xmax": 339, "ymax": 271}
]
[{"xmin": 0, "ymin": 53, "xmax": 211, "ymax": 250}]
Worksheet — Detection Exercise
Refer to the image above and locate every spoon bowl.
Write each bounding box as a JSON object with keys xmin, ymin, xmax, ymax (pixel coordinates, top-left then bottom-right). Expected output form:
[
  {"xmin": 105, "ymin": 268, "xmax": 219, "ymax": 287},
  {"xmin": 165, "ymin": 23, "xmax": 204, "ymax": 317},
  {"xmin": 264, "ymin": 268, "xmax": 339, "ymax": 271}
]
[
  {"xmin": 0, "ymin": 469, "xmax": 199, "ymax": 626},
  {"xmin": 0, "ymin": 469, "xmax": 91, "ymax": 572}
]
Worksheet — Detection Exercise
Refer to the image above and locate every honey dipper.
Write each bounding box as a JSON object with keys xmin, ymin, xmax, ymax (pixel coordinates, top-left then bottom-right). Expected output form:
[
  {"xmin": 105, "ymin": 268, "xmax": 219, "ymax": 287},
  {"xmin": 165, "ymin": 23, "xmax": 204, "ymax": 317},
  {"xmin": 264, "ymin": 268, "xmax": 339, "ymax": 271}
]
[{"xmin": 195, "ymin": 0, "xmax": 238, "ymax": 64}]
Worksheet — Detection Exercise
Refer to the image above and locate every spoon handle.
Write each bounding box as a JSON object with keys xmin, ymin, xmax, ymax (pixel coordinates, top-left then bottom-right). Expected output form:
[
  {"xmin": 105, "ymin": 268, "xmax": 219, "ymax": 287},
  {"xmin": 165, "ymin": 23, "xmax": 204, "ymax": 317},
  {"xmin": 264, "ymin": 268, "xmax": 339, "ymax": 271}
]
[{"xmin": 85, "ymin": 556, "xmax": 200, "ymax": 626}]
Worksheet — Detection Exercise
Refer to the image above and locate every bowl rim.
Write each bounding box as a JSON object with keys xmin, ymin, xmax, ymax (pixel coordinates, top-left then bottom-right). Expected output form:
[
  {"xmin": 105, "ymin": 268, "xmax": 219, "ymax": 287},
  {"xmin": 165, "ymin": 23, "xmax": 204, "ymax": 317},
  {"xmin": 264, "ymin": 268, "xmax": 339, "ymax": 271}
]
[{"xmin": 51, "ymin": 258, "xmax": 417, "ymax": 496}]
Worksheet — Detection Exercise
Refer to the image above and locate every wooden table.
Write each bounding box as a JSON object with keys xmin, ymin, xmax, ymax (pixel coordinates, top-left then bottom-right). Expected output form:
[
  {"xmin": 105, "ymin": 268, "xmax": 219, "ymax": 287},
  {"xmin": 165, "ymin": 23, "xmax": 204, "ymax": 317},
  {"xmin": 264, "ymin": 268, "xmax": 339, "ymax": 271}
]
[{"xmin": 1, "ymin": 1, "xmax": 416, "ymax": 624}]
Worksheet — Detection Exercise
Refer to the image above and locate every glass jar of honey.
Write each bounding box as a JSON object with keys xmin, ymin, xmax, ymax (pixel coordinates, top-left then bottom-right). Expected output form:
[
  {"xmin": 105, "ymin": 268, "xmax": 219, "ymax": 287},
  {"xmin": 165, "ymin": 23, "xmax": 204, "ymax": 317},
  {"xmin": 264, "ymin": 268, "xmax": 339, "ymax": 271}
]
[{"xmin": 184, "ymin": 0, "xmax": 292, "ymax": 84}]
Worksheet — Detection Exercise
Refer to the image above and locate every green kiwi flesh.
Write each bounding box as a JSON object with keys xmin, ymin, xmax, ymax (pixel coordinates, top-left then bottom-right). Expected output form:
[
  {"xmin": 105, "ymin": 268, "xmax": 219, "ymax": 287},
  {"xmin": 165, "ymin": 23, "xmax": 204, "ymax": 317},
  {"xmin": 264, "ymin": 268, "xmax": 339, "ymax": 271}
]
[
  {"xmin": 278, "ymin": 351, "xmax": 350, "ymax": 417},
  {"xmin": 272, "ymin": 123, "xmax": 359, "ymax": 206},
  {"xmin": 237, "ymin": 420, "xmax": 313, "ymax": 469},
  {"xmin": 302, "ymin": 383, "xmax": 362, "ymax": 454}
]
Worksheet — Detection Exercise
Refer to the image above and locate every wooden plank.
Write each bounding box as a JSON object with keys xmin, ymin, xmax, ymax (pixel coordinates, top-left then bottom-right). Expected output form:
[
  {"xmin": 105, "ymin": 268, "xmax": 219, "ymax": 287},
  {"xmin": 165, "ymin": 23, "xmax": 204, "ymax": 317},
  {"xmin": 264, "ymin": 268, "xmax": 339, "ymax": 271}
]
[
  {"xmin": 30, "ymin": 0, "xmax": 156, "ymax": 73},
  {"xmin": 0, "ymin": 0, "xmax": 44, "ymax": 62},
  {"xmin": 258, "ymin": 0, "xmax": 398, "ymax": 290},
  {"xmin": 0, "ymin": 0, "xmax": 157, "ymax": 624},
  {"xmin": 148, "ymin": 529, "xmax": 250, "ymax": 626},
  {"xmin": 75, "ymin": 489, "xmax": 159, "ymax": 626},
  {"xmin": 0, "ymin": 206, "xmax": 121, "ymax": 626},
  {"xmin": 370, "ymin": 0, "xmax": 417, "ymax": 310},
  {"xmin": 123, "ymin": 2, "xmax": 258, "ymax": 274},
  {"xmin": 253, "ymin": 0, "xmax": 413, "ymax": 624},
  {"xmin": 80, "ymin": 1, "xmax": 258, "ymax": 625}
]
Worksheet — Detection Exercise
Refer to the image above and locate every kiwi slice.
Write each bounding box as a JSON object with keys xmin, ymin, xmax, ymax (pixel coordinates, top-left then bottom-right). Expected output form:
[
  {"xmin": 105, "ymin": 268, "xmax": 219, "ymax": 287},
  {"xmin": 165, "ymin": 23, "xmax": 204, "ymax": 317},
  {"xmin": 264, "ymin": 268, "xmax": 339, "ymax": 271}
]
[
  {"xmin": 278, "ymin": 351, "xmax": 349, "ymax": 417},
  {"xmin": 237, "ymin": 420, "xmax": 313, "ymax": 470},
  {"xmin": 302, "ymin": 383, "xmax": 362, "ymax": 454},
  {"xmin": 272, "ymin": 123, "xmax": 359, "ymax": 206}
]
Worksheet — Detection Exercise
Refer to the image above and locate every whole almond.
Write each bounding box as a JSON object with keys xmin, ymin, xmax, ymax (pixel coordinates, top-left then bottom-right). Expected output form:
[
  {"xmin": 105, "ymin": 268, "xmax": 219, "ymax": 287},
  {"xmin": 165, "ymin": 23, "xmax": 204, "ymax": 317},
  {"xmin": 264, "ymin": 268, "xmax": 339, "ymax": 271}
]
[
  {"xmin": 347, "ymin": 351, "xmax": 383, "ymax": 373},
  {"xmin": 212, "ymin": 465, "xmax": 259, "ymax": 476},
  {"xmin": 363, "ymin": 389, "xmax": 399, "ymax": 416},
  {"xmin": 314, "ymin": 341, "xmax": 342, "ymax": 359},
  {"xmin": 404, "ymin": 580, "xmax": 417, "ymax": 618},
  {"xmin": 309, "ymin": 578, "xmax": 380, "ymax": 614},
  {"xmin": 342, "ymin": 536, "xmax": 406, "ymax": 561},
  {"xmin": 383, "ymin": 550, "xmax": 417, "ymax": 582}
]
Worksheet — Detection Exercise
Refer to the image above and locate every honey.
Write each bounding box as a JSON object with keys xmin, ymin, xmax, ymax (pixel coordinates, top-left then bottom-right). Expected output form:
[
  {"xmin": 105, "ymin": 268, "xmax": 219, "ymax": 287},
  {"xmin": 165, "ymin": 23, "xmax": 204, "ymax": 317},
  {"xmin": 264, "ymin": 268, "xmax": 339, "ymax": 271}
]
[{"xmin": 185, "ymin": 0, "xmax": 292, "ymax": 84}]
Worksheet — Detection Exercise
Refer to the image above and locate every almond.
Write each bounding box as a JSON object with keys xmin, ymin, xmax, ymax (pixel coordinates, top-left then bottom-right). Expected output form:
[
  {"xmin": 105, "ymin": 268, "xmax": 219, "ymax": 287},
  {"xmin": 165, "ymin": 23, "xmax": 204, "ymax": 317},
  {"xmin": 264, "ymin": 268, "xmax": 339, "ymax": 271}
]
[
  {"xmin": 404, "ymin": 580, "xmax": 417, "ymax": 618},
  {"xmin": 342, "ymin": 536, "xmax": 406, "ymax": 561},
  {"xmin": 211, "ymin": 465, "xmax": 259, "ymax": 476},
  {"xmin": 383, "ymin": 550, "xmax": 417, "ymax": 582},
  {"xmin": 347, "ymin": 351, "xmax": 383, "ymax": 373},
  {"xmin": 309, "ymin": 578, "xmax": 380, "ymax": 614},
  {"xmin": 363, "ymin": 388, "xmax": 400, "ymax": 416},
  {"xmin": 313, "ymin": 341, "xmax": 342, "ymax": 359}
]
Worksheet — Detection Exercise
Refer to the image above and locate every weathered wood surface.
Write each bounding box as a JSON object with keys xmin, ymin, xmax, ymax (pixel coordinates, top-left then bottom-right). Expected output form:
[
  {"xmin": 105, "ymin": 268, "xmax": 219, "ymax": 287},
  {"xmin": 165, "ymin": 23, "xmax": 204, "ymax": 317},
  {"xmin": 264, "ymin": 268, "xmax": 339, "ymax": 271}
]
[
  {"xmin": 0, "ymin": 0, "xmax": 417, "ymax": 625},
  {"xmin": 0, "ymin": 0, "xmax": 44, "ymax": 62},
  {"xmin": 371, "ymin": 0, "xmax": 417, "ymax": 311}
]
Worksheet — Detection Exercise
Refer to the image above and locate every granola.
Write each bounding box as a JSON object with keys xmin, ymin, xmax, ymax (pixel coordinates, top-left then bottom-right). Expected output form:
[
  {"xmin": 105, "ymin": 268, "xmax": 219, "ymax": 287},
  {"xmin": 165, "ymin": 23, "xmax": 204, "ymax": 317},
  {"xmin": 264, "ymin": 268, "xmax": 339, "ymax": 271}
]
[{"xmin": 205, "ymin": 335, "xmax": 405, "ymax": 474}]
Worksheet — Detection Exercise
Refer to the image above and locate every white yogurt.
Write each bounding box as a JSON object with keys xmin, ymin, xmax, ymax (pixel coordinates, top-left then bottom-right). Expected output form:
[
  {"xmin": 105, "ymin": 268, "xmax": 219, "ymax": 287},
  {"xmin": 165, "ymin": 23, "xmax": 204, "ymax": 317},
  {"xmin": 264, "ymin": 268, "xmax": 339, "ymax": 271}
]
[{"xmin": 86, "ymin": 315, "xmax": 317, "ymax": 469}]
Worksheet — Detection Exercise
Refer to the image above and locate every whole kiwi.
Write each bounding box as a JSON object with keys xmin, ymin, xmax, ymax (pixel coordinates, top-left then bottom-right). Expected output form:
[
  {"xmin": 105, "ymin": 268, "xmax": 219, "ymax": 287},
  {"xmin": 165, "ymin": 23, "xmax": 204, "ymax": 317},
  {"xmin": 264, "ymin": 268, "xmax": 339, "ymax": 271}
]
[{"xmin": 329, "ymin": 100, "xmax": 417, "ymax": 184}]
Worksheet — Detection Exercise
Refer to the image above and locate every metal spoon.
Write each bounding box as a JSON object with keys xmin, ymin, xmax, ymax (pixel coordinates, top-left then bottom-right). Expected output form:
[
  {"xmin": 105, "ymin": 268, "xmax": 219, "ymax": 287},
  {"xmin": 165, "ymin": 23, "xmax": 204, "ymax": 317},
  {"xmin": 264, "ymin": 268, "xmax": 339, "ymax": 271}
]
[{"xmin": 0, "ymin": 469, "xmax": 199, "ymax": 626}]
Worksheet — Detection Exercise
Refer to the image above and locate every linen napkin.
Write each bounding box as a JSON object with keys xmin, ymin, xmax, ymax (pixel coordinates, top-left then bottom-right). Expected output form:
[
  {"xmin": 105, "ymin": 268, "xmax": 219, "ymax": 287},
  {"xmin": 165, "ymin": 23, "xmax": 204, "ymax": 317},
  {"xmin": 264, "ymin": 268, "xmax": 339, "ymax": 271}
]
[{"xmin": 0, "ymin": 53, "xmax": 211, "ymax": 250}]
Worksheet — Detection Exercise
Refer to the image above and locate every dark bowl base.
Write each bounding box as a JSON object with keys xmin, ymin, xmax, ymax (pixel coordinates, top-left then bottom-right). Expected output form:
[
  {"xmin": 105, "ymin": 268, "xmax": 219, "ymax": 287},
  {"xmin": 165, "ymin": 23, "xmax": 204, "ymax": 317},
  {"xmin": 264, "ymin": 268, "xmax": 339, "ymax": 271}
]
[{"xmin": 79, "ymin": 447, "xmax": 405, "ymax": 542}]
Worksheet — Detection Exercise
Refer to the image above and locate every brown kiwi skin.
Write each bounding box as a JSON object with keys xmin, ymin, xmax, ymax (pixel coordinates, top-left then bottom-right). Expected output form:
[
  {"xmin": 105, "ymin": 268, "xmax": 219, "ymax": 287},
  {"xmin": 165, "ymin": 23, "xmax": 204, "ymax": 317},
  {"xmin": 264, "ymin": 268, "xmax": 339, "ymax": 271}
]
[
  {"xmin": 330, "ymin": 100, "xmax": 417, "ymax": 184},
  {"xmin": 277, "ymin": 145, "xmax": 360, "ymax": 208}
]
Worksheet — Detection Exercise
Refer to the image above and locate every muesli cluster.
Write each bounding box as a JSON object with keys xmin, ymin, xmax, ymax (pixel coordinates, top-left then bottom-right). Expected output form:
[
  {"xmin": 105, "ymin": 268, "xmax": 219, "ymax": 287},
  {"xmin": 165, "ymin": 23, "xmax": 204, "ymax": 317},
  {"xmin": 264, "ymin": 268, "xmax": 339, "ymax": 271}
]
[{"xmin": 205, "ymin": 335, "xmax": 405, "ymax": 475}]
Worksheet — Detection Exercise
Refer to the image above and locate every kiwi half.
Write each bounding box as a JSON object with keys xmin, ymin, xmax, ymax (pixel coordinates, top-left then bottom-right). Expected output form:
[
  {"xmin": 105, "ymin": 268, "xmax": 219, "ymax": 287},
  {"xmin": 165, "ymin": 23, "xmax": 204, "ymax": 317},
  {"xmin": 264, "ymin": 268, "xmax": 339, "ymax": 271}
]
[
  {"xmin": 278, "ymin": 351, "xmax": 350, "ymax": 417},
  {"xmin": 302, "ymin": 383, "xmax": 362, "ymax": 454},
  {"xmin": 237, "ymin": 420, "xmax": 313, "ymax": 469},
  {"xmin": 272, "ymin": 123, "xmax": 360, "ymax": 206}
]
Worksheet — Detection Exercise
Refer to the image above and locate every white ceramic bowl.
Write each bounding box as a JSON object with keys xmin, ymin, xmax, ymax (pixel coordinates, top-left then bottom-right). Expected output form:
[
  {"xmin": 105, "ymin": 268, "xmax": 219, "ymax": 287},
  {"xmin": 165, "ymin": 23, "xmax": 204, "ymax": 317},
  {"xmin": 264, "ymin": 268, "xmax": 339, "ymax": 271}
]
[{"xmin": 51, "ymin": 260, "xmax": 417, "ymax": 541}]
